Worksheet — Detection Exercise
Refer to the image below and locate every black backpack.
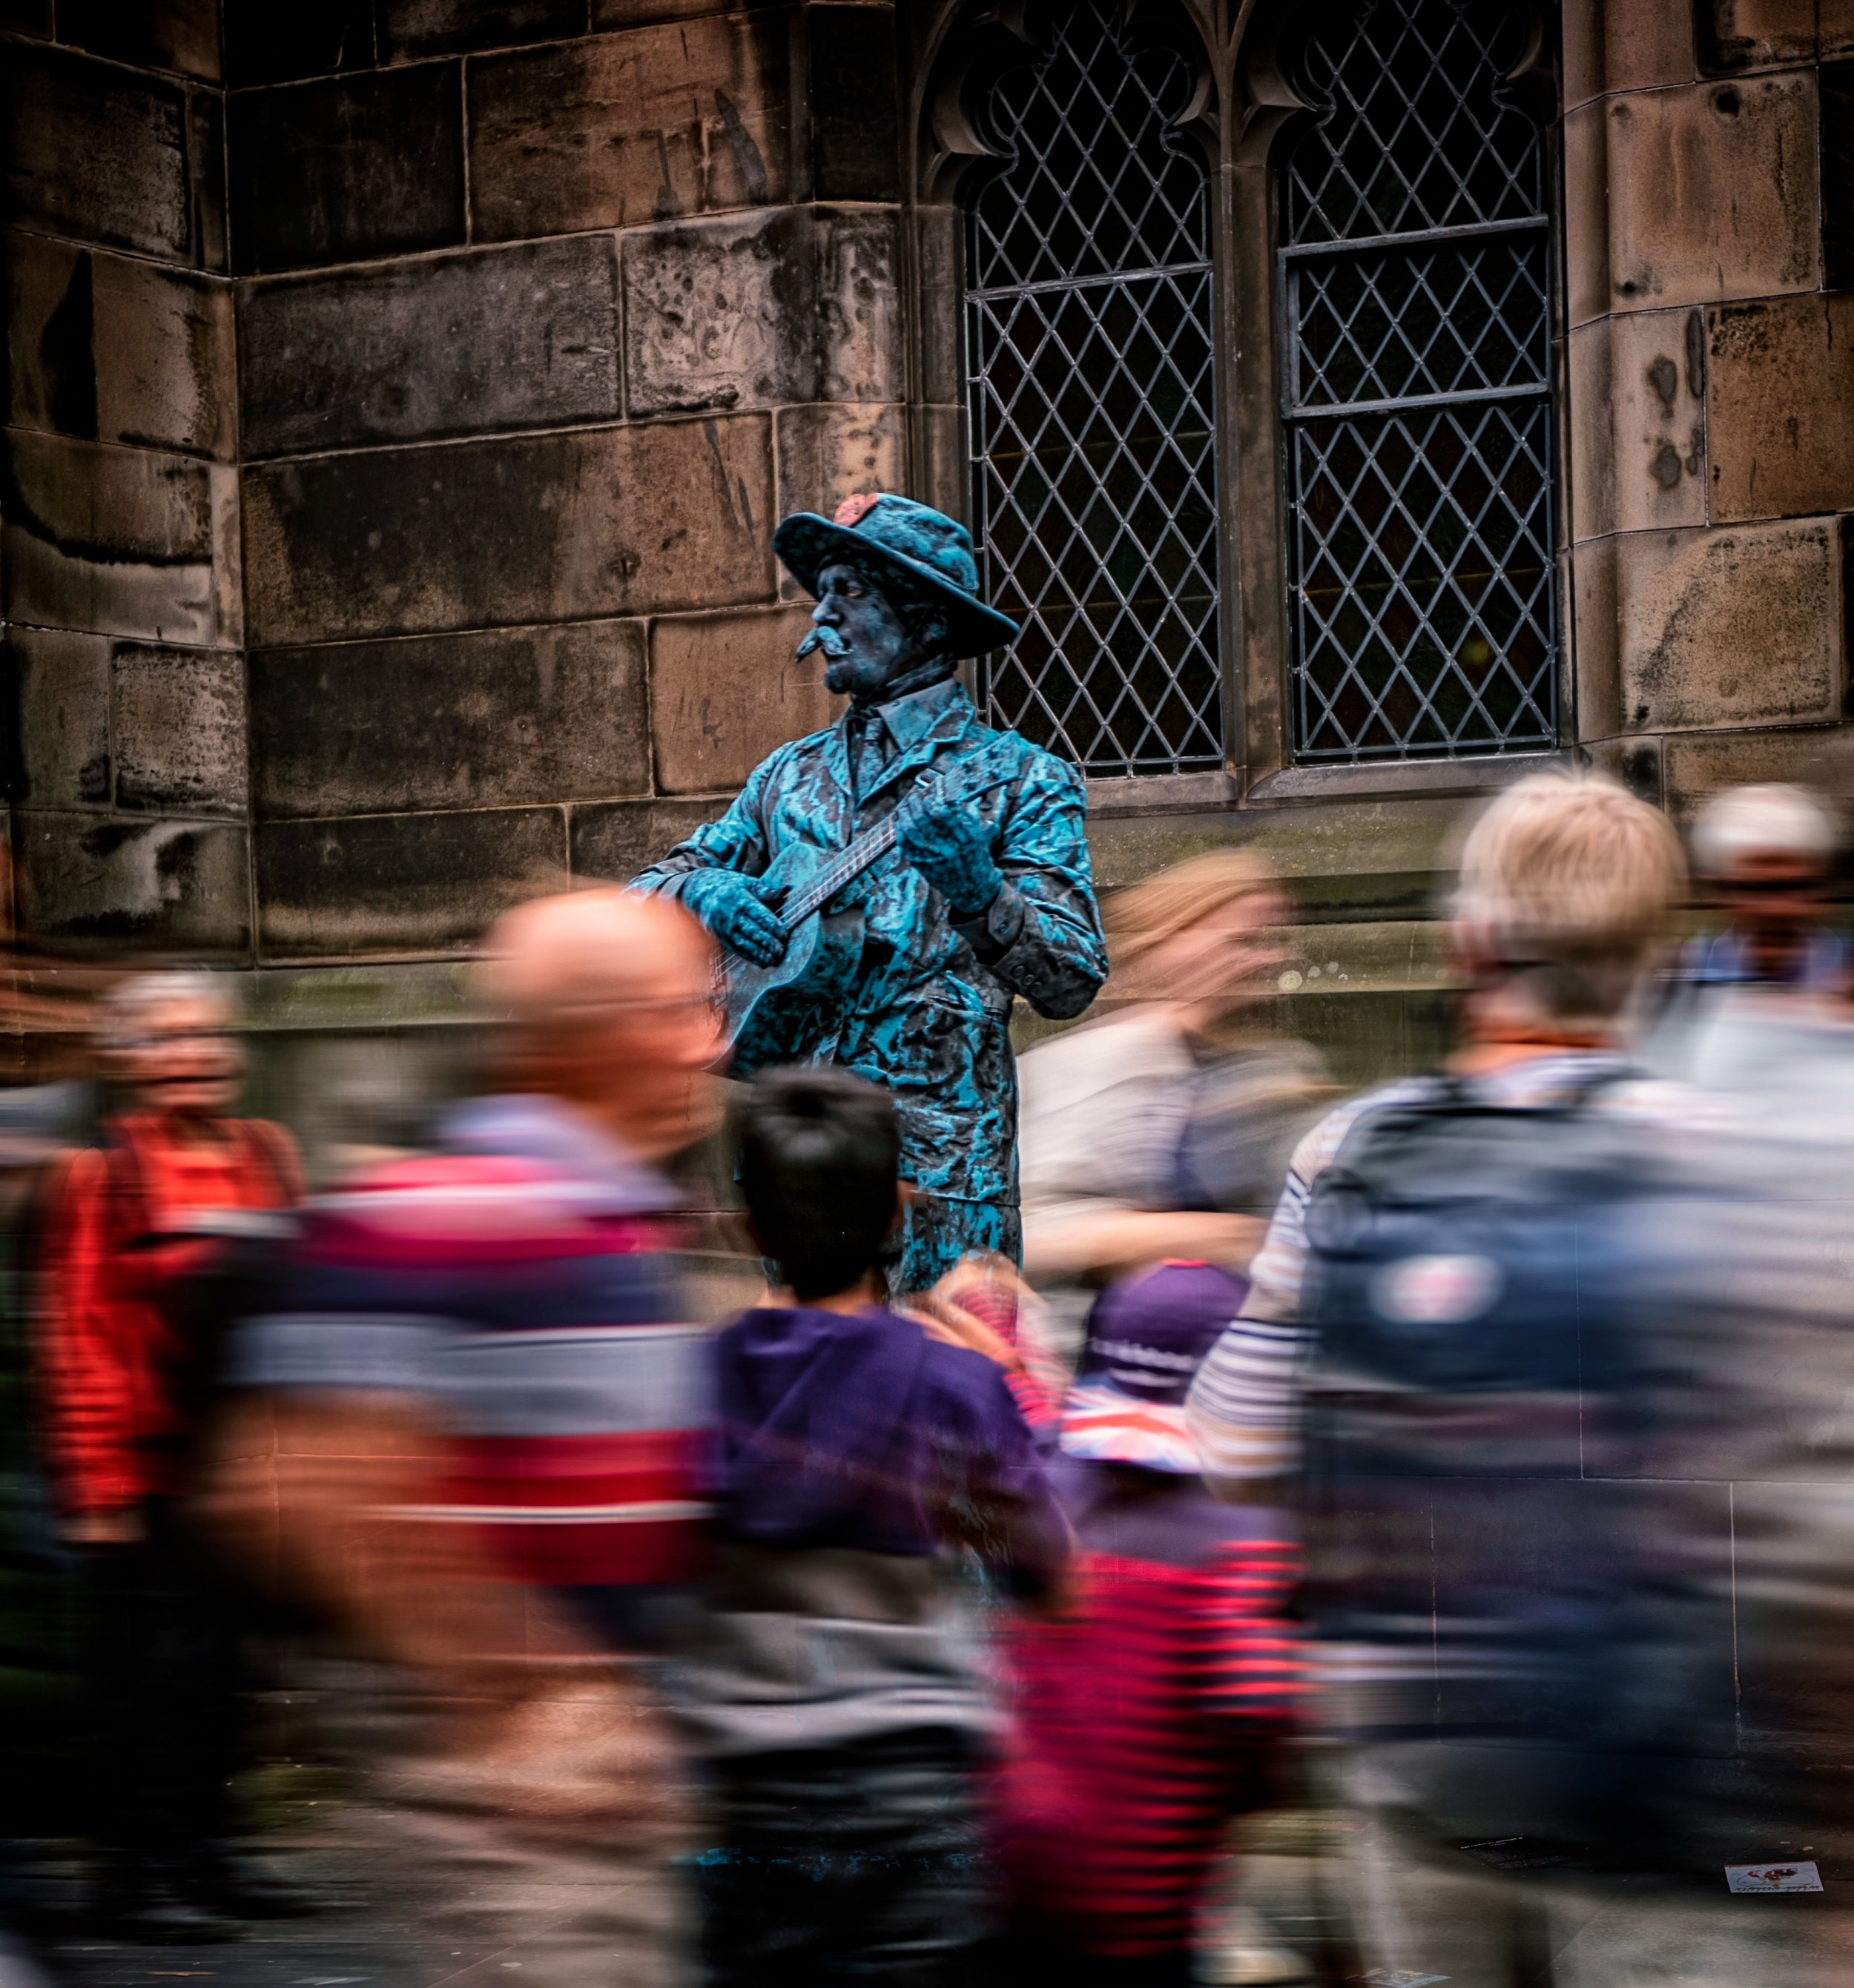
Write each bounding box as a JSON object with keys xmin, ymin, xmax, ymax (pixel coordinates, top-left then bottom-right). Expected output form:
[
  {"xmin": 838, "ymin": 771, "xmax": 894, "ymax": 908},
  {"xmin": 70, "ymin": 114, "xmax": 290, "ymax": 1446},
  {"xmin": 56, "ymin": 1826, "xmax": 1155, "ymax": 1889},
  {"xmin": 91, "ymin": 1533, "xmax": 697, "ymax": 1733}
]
[{"xmin": 1297, "ymin": 1069, "xmax": 1735, "ymax": 1857}]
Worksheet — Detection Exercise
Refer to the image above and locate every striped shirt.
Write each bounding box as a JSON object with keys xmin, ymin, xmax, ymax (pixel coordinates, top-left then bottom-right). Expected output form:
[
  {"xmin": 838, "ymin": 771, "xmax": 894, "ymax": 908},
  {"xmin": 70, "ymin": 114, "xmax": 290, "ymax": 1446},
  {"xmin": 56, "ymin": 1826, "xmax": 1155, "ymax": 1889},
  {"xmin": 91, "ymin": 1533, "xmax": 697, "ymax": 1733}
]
[
  {"xmin": 1184, "ymin": 1052, "xmax": 1695, "ymax": 1480},
  {"xmin": 993, "ymin": 1458, "xmax": 1300, "ymax": 1957},
  {"xmin": 237, "ymin": 1093, "xmax": 708, "ymax": 1598}
]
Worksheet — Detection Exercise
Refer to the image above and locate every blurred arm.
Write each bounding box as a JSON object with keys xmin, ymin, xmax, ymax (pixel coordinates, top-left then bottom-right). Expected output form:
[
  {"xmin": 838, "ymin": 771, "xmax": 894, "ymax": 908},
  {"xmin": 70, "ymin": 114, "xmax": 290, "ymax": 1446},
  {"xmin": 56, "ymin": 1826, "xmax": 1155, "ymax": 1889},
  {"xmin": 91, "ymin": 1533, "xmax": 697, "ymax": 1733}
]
[{"xmin": 36, "ymin": 1148, "xmax": 145, "ymax": 1530}]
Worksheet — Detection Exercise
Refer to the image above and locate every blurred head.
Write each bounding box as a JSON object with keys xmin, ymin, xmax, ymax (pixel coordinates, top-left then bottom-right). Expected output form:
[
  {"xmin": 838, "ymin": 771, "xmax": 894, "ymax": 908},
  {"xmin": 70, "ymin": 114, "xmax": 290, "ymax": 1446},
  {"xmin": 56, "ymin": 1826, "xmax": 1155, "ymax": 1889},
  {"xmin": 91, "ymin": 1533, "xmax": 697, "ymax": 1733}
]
[
  {"xmin": 1451, "ymin": 773, "xmax": 1686, "ymax": 1031},
  {"xmin": 1105, "ymin": 851, "xmax": 1290, "ymax": 1027},
  {"xmin": 738, "ymin": 1069, "xmax": 900, "ymax": 1303},
  {"xmin": 99, "ymin": 971, "xmax": 241, "ymax": 1119},
  {"xmin": 473, "ymin": 888, "xmax": 722, "ymax": 1160},
  {"xmin": 1063, "ymin": 1261, "xmax": 1247, "ymax": 1474},
  {"xmin": 1690, "ymin": 784, "xmax": 1838, "ymax": 942}
]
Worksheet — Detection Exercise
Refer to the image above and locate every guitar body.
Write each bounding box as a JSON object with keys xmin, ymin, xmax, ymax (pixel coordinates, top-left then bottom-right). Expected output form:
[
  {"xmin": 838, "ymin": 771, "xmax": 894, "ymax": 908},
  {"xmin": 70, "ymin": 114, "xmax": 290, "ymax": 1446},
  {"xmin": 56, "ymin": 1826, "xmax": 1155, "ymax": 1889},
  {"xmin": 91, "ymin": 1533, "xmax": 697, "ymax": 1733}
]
[
  {"xmin": 717, "ymin": 744, "xmax": 1015, "ymax": 1078},
  {"xmin": 724, "ymin": 839, "xmax": 867, "ymax": 1077}
]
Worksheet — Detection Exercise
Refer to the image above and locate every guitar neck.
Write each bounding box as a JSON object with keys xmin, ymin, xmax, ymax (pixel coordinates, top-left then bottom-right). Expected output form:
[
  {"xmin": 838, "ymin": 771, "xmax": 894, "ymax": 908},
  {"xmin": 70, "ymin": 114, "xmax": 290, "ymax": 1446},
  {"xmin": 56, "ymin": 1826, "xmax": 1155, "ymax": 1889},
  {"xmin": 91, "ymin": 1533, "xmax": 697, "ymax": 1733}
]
[
  {"xmin": 776, "ymin": 741, "xmax": 1008, "ymax": 930},
  {"xmin": 779, "ymin": 814, "xmax": 903, "ymax": 930}
]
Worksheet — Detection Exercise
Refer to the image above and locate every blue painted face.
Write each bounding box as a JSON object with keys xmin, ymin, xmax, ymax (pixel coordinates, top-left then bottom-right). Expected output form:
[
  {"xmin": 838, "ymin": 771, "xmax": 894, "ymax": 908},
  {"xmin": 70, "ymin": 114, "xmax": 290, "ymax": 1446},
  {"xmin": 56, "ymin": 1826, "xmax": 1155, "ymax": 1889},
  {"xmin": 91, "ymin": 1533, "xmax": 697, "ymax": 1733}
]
[{"xmin": 806, "ymin": 561, "xmax": 929, "ymax": 702}]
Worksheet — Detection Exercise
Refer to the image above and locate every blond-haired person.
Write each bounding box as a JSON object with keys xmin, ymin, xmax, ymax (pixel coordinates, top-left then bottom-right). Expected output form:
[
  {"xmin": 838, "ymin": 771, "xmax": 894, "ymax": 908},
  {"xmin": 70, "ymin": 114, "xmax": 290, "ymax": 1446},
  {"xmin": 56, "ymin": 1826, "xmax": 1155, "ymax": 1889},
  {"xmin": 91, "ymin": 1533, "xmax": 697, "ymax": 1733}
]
[
  {"xmin": 1017, "ymin": 852, "xmax": 1329, "ymax": 1348},
  {"xmin": 1187, "ymin": 772, "xmax": 1685, "ymax": 1480},
  {"xmin": 1186, "ymin": 775, "xmax": 1752, "ymax": 1986}
]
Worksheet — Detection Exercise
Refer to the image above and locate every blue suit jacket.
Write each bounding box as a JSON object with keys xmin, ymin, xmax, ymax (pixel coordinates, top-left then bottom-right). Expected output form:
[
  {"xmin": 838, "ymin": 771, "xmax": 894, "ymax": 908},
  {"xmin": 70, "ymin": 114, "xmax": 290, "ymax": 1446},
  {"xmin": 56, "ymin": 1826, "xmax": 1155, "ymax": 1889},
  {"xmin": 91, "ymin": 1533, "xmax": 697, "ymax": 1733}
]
[{"xmin": 632, "ymin": 680, "xmax": 1106, "ymax": 1217}]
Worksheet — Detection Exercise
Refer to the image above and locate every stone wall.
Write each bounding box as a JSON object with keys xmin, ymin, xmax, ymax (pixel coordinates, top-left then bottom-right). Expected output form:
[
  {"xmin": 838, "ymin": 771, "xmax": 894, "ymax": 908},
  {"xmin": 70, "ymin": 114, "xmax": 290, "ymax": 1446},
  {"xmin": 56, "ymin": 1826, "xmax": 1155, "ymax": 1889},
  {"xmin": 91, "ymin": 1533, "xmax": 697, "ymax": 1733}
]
[
  {"xmin": 4, "ymin": 0, "xmax": 1854, "ymax": 1120},
  {"xmin": 3, "ymin": 1, "xmax": 246, "ymax": 962},
  {"xmin": 1565, "ymin": 0, "xmax": 1854, "ymax": 815},
  {"xmin": 228, "ymin": 0, "xmax": 909, "ymax": 969}
]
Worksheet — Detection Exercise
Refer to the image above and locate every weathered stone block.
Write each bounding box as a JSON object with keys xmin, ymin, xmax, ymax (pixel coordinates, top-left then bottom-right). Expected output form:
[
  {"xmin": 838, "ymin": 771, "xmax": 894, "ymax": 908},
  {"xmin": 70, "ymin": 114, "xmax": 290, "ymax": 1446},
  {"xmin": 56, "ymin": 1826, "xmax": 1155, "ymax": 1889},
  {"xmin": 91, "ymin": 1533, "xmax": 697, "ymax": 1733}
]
[
  {"xmin": 14, "ymin": 810, "xmax": 250, "ymax": 954},
  {"xmin": 1566, "ymin": 76, "xmax": 1818, "ymax": 324},
  {"xmin": 817, "ymin": 207, "xmax": 902, "ymax": 404},
  {"xmin": 1663, "ymin": 724, "xmax": 1854, "ymax": 821},
  {"xmin": 651, "ymin": 603, "xmax": 834, "ymax": 793},
  {"xmin": 228, "ymin": 65, "xmax": 467, "ymax": 275},
  {"xmin": 243, "ymin": 415, "xmax": 773, "ymax": 645},
  {"xmin": 1698, "ymin": 0, "xmax": 1817, "ymax": 71},
  {"xmin": 1, "ymin": 431, "xmax": 241, "ymax": 647},
  {"xmin": 4, "ymin": 627, "xmax": 110, "ymax": 808},
  {"xmin": 379, "ymin": 0, "xmax": 586, "ymax": 60},
  {"xmin": 240, "ymin": 238, "xmax": 621, "ymax": 458},
  {"xmin": 1567, "ymin": 306, "xmax": 1706, "ymax": 540},
  {"xmin": 4, "ymin": 44, "xmax": 193, "ymax": 262},
  {"xmin": 466, "ymin": 16, "xmax": 789, "ymax": 240},
  {"xmin": 1562, "ymin": 0, "xmax": 1695, "ymax": 107},
  {"xmin": 1571, "ymin": 535, "xmax": 1621, "ymax": 742},
  {"xmin": 57, "ymin": 0, "xmax": 222, "ymax": 80},
  {"xmin": 1603, "ymin": 521, "xmax": 1843, "ymax": 733},
  {"xmin": 916, "ymin": 204, "xmax": 960, "ymax": 406},
  {"xmin": 1706, "ymin": 295, "xmax": 1854, "ymax": 523},
  {"xmin": 1825, "ymin": 0, "xmax": 1854, "ymax": 56},
  {"xmin": 623, "ymin": 207, "xmax": 902, "ymax": 416},
  {"xmin": 917, "ymin": 403, "xmax": 965, "ymax": 524},
  {"xmin": 113, "ymin": 644, "xmax": 248, "ymax": 813},
  {"xmin": 570, "ymin": 796, "xmax": 728, "ymax": 879},
  {"xmin": 4, "ymin": 233, "xmax": 236, "ymax": 459},
  {"xmin": 250, "ymin": 621, "xmax": 650, "ymax": 818},
  {"xmin": 774, "ymin": 402, "xmax": 903, "ymax": 527},
  {"xmin": 222, "ymin": 0, "xmax": 376, "ymax": 85},
  {"xmin": 256, "ymin": 808, "xmax": 569, "ymax": 958},
  {"xmin": 808, "ymin": 4, "xmax": 901, "ymax": 201}
]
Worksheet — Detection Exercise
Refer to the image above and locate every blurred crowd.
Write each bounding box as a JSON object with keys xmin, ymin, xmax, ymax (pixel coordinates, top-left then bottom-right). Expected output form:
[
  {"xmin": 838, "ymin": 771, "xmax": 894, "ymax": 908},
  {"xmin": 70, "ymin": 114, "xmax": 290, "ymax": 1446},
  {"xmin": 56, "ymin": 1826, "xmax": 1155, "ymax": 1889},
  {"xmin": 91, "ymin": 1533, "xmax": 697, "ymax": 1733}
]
[{"xmin": 5, "ymin": 774, "xmax": 1854, "ymax": 1986}]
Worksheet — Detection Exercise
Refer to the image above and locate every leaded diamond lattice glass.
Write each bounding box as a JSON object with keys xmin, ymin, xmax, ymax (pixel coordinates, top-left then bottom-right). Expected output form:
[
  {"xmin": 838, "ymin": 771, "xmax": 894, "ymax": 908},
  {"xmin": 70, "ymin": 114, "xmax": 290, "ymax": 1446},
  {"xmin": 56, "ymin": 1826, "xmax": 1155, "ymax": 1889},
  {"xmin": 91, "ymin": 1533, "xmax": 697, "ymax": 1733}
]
[
  {"xmin": 963, "ymin": 0, "xmax": 1221, "ymax": 776},
  {"xmin": 1283, "ymin": 0, "xmax": 1557, "ymax": 762}
]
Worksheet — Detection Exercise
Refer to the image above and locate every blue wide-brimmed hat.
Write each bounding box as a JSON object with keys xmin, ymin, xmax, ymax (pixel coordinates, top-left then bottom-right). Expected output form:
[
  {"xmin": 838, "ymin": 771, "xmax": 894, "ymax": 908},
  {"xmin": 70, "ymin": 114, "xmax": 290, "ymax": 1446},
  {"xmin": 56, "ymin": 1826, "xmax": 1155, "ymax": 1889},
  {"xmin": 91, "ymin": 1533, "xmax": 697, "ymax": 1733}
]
[{"xmin": 773, "ymin": 493, "xmax": 1020, "ymax": 658}]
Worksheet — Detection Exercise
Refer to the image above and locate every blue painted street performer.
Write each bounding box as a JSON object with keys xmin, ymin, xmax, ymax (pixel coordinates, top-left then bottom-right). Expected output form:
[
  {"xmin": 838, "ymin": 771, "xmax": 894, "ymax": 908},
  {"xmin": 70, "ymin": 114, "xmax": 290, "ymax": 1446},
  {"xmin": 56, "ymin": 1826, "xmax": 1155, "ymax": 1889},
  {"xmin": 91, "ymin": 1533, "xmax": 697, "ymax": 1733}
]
[{"xmin": 632, "ymin": 493, "xmax": 1106, "ymax": 1291}]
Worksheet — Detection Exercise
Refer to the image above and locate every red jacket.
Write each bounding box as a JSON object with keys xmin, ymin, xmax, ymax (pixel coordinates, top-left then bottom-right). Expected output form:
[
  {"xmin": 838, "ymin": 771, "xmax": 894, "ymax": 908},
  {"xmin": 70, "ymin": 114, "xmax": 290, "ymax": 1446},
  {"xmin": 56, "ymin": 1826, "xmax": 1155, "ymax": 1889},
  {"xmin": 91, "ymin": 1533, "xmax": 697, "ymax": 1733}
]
[{"xmin": 37, "ymin": 1114, "xmax": 302, "ymax": 1514}]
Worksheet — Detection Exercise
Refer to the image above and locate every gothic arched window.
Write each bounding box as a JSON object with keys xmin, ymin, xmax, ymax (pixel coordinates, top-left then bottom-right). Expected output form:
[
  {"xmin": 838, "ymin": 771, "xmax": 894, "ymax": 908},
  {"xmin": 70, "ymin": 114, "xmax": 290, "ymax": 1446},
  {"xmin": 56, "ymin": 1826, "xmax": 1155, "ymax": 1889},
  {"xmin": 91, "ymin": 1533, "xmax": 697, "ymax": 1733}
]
[
  {"xmin": 962, "ymin": 1, "xmax": 1221, "ymax": 778},
  {"xmin": 1281, "ymin": 0, "xmax": 1556, "ymax": 762}
]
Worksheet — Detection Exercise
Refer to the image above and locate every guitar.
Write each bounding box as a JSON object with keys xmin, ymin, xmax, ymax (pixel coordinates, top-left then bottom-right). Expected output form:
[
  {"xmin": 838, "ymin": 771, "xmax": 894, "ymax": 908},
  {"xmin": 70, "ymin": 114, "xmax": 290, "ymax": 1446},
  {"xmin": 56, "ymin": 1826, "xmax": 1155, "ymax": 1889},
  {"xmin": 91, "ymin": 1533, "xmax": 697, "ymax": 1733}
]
[{"xmin": 722, "ymin": 744, "xmax": 1016, "ymax": 1077}]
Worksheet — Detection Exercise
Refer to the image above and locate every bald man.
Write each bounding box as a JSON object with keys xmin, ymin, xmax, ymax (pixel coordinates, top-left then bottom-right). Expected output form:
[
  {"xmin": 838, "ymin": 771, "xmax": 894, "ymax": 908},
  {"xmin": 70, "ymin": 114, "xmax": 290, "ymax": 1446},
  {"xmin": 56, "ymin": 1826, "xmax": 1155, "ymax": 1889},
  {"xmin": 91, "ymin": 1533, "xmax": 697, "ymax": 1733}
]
[{"xmin": 218, "ymin": 891, "xmax": 719, "ymax": 1981}]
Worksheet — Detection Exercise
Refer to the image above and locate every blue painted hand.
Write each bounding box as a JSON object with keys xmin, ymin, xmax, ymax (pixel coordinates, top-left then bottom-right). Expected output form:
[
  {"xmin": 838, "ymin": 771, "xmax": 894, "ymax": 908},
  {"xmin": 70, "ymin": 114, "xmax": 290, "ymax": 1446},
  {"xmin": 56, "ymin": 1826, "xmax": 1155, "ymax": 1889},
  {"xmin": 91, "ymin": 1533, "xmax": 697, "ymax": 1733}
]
[
  {"xmin": 897, "ymin": 796, "xmax": 1003, "ymax": 919},
  {"xmin": 679, "ymin": 869, "xmax": 788, "ymax": 966}
]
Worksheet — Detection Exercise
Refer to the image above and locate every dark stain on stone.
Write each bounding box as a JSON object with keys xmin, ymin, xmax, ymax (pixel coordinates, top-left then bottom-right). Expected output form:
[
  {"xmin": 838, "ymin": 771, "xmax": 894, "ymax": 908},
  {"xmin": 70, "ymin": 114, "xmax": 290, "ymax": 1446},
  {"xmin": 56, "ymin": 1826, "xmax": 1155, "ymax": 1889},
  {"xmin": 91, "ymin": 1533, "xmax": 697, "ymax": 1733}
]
[
  {"xmin": 702, "ymin": 420, "xmax": 742, "ymax": 536},
  {"xmin": 41, "ymin": 253, "xmax": 98, "ymax": 441},
  {"xmin": 654, "ymin": 130, "xmax": 682, "ymax": 222},
  {"xmin": 1712, "ymin": 86, "xmax": 1741, "ymax": 116},
  {"xmin": 0, "ymin": 435, "xmax": 202, "ymax": 569},
  {"xmin": 1651, "ymin": 443, "xmax": 1683, "ymax": 489},
  {"xmin": 1685, "ymin": 308, "xmax": 1706, "ymax": 399},
  {"xmin": 1621, "ymin": 744, "xmax": 1661, "ymax": 803},
  {"xmin": 1646, "ymin": 354, "xmax": 1678, "ymax": 416},
  {"xmin": 714, "ymin": 89, "xmax": 769, "ymax": 207}
]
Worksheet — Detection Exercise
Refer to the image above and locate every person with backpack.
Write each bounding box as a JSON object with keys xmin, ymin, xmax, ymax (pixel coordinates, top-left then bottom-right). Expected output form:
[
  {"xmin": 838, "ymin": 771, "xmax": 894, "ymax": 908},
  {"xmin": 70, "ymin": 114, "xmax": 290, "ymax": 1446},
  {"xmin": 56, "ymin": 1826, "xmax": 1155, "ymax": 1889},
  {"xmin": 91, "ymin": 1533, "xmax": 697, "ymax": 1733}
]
[
  {"xmin": 680, "ymin": 1066, "xmax": 1070, "ymax": 1987},
  {"xmin": 36, "ymin": 970, "xmax": 303, "ymax": 1939},
  {"xmin": 1184, "ymin": 776, "xmax": 1762, "ymax": 1984}
]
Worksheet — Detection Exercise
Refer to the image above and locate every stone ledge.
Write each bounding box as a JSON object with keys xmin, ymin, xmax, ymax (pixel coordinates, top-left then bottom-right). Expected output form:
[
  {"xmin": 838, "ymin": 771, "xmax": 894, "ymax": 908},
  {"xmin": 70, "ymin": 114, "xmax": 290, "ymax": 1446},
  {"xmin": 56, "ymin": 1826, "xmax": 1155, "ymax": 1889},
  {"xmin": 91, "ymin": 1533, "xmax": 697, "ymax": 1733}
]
[
  {"xmin": 1084, "ymin": 770, "xmax": 1236, "ymax": 817},
  {"xmin": 1244, "ymin": 753, "xmax": 1567, "ymax": 806}
]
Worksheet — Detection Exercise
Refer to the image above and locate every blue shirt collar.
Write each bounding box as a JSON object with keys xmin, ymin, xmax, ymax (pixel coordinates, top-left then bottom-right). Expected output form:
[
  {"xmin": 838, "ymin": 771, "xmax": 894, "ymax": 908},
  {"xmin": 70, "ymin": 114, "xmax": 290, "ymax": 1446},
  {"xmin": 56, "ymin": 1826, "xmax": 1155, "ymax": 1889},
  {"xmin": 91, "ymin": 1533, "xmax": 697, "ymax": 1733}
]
[{"xmin": 870, "ymin": 673, "xmax": 969, "ymax": 753}]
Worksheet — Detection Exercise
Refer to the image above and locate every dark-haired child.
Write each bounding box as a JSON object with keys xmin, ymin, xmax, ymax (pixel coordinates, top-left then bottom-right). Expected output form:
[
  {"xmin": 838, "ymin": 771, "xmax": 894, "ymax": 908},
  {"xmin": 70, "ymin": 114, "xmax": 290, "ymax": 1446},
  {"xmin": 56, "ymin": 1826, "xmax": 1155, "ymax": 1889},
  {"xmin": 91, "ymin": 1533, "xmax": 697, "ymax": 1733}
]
[
  {"xmin": 680, "ymin": 1067, "xmax": 1069, "ymax": 1987},
  {"xmin": 993, "ymin": 1263, "xmax": 1302, "ymax": 1987}
]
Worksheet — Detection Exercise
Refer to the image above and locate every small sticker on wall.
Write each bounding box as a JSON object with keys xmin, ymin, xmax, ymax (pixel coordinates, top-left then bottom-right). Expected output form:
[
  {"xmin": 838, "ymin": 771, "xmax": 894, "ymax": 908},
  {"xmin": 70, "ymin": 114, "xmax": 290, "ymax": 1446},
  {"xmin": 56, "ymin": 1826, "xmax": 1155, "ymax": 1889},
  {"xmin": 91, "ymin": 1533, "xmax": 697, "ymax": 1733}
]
[{"xmin": 1725, "ymin": 1862, "xmax": 1824, "ymax": 1893}]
